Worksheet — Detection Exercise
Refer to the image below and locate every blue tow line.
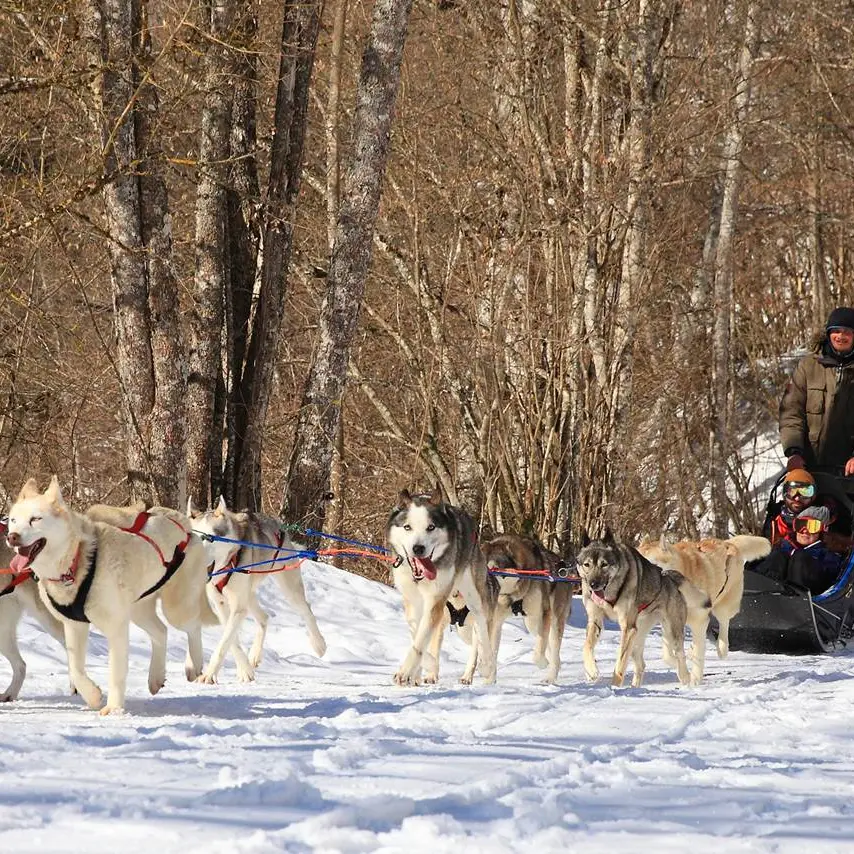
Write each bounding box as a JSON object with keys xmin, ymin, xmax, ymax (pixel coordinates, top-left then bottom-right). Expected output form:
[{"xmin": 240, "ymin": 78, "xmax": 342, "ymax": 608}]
[{"xmin": 194, "ymin": 528, "xmax": 391, "ymax": 577}]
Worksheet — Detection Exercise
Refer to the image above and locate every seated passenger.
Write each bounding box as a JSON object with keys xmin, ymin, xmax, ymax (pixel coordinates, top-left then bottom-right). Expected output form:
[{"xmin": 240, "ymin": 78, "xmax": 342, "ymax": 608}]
[
  {"xmin": 756, "ymin": 506, "xmax": 843, "ymax": 595},
  {"xmin": 764, "ymin": 469, "xmax": 819, "ymax": 545},
  {"xmin": 764, "ymin": 468, "xmax": 851, "ymax": 551}
]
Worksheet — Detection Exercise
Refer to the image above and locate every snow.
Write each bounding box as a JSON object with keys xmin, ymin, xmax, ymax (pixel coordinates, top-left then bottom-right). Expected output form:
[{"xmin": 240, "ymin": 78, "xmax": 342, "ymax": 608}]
[{"xmin": 3, "ymin": 558, "xmax": 854, "ymax": 853}]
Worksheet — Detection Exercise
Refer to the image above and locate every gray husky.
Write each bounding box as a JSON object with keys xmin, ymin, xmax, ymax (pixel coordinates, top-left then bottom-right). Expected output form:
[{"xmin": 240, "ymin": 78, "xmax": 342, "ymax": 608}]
[
  {"xmin": 577, "ymin": 534, "xmax": 711, "ymax": 688},
  {"xmin": 386, "ymin": 487, "xmax": 498, "ymax": 686},
  {"xmin": 480, "ymin": 533, "xmax": 574, "ymax": 684}
]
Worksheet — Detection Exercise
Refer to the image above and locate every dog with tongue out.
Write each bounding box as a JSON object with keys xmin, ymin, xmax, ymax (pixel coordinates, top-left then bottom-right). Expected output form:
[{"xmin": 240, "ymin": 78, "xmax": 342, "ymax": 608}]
[{"xmin": 386, "ymin": 485, "xmax": 498, "ymax": 686}]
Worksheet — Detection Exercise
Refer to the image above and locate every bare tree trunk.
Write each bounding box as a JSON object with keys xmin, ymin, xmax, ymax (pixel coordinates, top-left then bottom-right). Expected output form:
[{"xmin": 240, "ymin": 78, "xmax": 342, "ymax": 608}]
[
  {"xmin": 84, "ymin": 0, "xmax": 156, "ymax": 501},
  {"xmin": 186, "ymin": 0, "xmax": 236, "ymax": 508},
  {"xmin": 324, "ymin": 0, "xmax": 348, "ymax": 538},
  {"xmin": 710, "ymin": 0, "xmax": 761, "ymax": 536},
  {"xmin": 234, "ymin": 0, "xmax": 323, "ymax": 511},
  {"xmin": 222, "ymin": 3, "xmax": 260, "ymax": 507},
  {"xmin": 282, "ymin": 0, "xmax": 414, "ymax": 528}
]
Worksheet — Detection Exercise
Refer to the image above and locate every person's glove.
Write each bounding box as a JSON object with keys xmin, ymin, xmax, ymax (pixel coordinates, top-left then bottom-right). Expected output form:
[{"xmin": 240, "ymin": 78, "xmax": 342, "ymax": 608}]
[{"xmin": 786, "ymin": 453, "xmax": 806, "ymax": 472}]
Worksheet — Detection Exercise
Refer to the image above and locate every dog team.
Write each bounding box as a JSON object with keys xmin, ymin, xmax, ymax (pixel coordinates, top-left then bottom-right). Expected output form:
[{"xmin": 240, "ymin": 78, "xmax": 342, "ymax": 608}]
[{"xmin": 0, "ymin": 476, "xmax": 771, "ymax": 712}]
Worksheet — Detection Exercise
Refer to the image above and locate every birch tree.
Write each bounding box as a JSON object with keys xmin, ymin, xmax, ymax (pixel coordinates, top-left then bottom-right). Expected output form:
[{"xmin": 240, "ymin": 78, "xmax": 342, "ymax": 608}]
[{"xmin": 282, "ymin": 0, "xmax": 414, "ymax": 529}]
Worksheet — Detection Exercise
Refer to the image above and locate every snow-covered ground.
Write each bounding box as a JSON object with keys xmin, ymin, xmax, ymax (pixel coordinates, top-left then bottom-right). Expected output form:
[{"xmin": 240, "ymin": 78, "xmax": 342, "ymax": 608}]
[{"xmin": 2, "ymin": 558, "xmax": 854, "ymax": 854}]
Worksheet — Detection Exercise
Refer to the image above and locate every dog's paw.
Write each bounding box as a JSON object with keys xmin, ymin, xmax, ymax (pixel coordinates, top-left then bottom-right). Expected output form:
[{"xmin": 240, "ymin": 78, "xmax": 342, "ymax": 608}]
[
  {"xmin": 249, "ymin": 649, "xmax": 263, "ymax": 668},
  {"xmin": 195, "ymin": 672, "xmax": 218, "ymax": 685},
  {"xmin": 631, "ymin": 674, "xmax": 644, "ymax": 688},
  {"xmin": 541, "ymin": 671, "xmax": 559, "ymax": 686},
  {"xmin": 0, "ymin": 692, "xmax": 16, "ymax": 702},
  {"xmin": 584, "ymin": 668, "xmax": 600, "ymax": 683},
  {"xmin": 716, "ymin": 642, "xmax": 729, "ymax": 659},
  {"xmin": 611, "ymin": 672, "xmax": 626, "ymax": 688},
  {"xmin": 236, "ymin": 666, "xmax": 256, "ymax": 684},
  {"xmin": 80, "ymin": 687, "xmax": 103, "ymax": 710},
  {"xmin": 393, "ymin": 669, "xmax": 420, "ymax": 686},
  {"xmin": 149, "ymin": 676, "xmax": 166, "ymax": 696},
  {"xmin": 533, "ymin": 654, "xmax": 548, "ymax": 669},
  {"xmin": 459, "ymin": 673, "xmax": 473, "ymax": 686},
  {"xmin": 423, "ymin": 671, "xmax": 439, "ymax": 684},
  {"xmin": 98, "ymin": 705, "xmax": 127, "ymax": 717}
]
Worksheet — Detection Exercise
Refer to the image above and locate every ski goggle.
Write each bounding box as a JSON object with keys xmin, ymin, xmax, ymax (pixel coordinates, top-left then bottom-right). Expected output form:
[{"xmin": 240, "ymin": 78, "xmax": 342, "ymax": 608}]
[
  {"xmin": 785, "ymin": 483, "xmax": 815, "ymax": 499},
  {"xmin": 793, "ymin": 517, "xmax": 823, "ymax": 534}
]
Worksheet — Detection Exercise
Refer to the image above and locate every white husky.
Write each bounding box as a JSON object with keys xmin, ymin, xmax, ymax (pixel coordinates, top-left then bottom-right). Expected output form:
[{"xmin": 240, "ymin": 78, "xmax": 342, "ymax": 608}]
[
  {"xmin": 6, "ymin": 477, "xmax": 218, "ymax": 714},
  {"xmin": 0, "ymin": 541, "xmax": 68, "ymax": 701},
  {"xmin": 188, "ymin": 497, "xmax": 327, "ymax": 683}
]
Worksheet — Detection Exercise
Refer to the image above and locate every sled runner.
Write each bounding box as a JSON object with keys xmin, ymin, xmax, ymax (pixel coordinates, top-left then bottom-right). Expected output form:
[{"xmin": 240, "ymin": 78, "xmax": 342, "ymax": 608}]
[{"xmin": 717, "ymin": 471, "xmax": 854, "ymax": 655}]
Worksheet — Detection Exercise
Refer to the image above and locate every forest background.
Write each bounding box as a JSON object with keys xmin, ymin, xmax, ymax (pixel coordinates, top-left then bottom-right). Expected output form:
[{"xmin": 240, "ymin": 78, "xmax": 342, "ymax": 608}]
[{"xmin": 1, "ymin": 0, "xmax": 849, "ymax": 575}]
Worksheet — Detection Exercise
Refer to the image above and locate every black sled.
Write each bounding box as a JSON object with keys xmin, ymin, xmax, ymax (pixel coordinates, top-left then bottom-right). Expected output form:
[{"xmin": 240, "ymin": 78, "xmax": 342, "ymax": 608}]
[{"xmin": 716, "ymin": 471, "xmax": 854, "ymax": 655}]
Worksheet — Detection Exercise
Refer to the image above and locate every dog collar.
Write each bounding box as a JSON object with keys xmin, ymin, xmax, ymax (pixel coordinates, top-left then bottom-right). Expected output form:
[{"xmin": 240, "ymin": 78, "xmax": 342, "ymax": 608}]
[{"xmin": 47, "ymin": 544, "xmax": 83, "ymax": 586}]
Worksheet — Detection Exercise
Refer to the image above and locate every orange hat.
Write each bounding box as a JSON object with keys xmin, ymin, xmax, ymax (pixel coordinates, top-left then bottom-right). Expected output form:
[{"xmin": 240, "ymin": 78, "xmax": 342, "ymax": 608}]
[{"xmin": 784, "ymin": 468, "xmax": 814, "ymax": 485}]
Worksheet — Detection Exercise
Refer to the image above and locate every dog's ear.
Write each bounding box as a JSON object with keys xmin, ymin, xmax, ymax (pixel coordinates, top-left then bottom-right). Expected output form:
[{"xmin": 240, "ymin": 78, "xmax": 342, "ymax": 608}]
[
  {"xmin": 186, "ymin": 496, "xmax": 199, "ymax": 518},
  {"xmin": 397, "ymin": 489, "xmax": 413, "ymax": 509},
  {"xmin": 580, "ymin": 530, "xmax": 591, "ymax": 548},
  {"xmin": 214, "ymin": 494, "xmax": 229, "ymax": 517},
  {"xmin": 16, "ymin": 478, "xmax": 40, "ymax": 502},
  {"xmin": 602, "ymin": 527, "xmax": 616, "ymax": 544},
  {"xmin": 429, "ymin": 483, "xmax": 444, "ymax": 506},
  {"xmin": 45, "ymin": 475, "xmax": 68, "ymax": 512},
  {"xmin": 658, "ymin": 532, "xmax": 669, "ymax": 551}
]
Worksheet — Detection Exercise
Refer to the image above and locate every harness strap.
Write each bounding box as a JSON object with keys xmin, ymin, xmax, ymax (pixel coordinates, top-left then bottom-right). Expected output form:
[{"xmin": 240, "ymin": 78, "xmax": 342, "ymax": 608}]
[
  {"xmin": 45, "ymin": 547, "xmax": 98, "ymax": 623},
  {"xmin": 211, "ymin": 530, "xmax": 288, "ymax": 593},
  {"xmin": 118, "ymin": 511, "xmax": 193, "ymax": 601},
  {"xmin": 0, "ymin": 569, "xmax": 33, "ymax": 598},
  {"xmin": 121, "ymin": 511, "xmax": 191, "ymax": 569},
  {"xmin": 446, "ymin": 601, "xmax": 469, "ymax": 627},
  {"xmin": 214, "ymin": 549, "xmax": 242, "ymax": 594},
  {"xmin": 137, "ymin": 547, "xmax": 185, "ymax": 600}
]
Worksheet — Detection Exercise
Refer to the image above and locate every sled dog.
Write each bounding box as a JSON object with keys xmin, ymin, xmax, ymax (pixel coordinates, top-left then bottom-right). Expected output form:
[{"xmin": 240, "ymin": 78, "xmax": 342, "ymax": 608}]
[
  {"xmin": 6, "ymin": 477, "xmax": 217, "ymax": 714},
  {"xmin": 577, "ymin": 534, "xmax": 711, "ymax": 687},
  {"xmin": 0, "ymin": 539, "xmax": 67, "ymax": 701},
  {"xmin": 188, "ymin": 497, "xmax": 327, "ymax": 683},
  {"xmin": 480, "ymin": 533, "xmax": 574, "ymax": 684},
  {"xmin": 639, "ymin": 533, "xmax": 771, "ymax": 671},
  {"xmin": 385, "ymin": 487, "xmax": 498, "ymax": 686}
]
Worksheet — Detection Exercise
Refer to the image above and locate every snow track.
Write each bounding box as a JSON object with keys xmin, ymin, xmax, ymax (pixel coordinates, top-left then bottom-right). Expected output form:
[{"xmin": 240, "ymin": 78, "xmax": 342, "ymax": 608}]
[{"xmin": 1, "ymin": 561, "xmax": 853, "ymax": 852}]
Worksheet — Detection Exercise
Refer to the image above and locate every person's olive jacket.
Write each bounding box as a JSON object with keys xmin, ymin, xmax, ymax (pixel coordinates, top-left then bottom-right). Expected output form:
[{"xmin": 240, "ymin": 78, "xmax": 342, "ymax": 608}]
[{"xmin": 779, "ymin": 335, "xmax": 854, "ymax": 470}]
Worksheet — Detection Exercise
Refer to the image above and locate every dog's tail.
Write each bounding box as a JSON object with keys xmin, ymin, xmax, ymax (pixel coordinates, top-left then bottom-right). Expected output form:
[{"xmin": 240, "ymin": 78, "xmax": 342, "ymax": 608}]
[{"xmin": 726, "ymin": 534, "xmax": 772, "ymax": 563}]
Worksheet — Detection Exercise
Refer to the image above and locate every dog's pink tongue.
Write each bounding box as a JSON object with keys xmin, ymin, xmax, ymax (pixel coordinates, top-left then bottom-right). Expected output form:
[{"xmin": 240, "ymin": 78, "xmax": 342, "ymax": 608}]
[
  {"xmin": 10, "ymin": 552, "xmax": 31, "ymax": 573},
  {"xmin": 414, "ymin": 557, "xmax": 437, "ymax": 580}
]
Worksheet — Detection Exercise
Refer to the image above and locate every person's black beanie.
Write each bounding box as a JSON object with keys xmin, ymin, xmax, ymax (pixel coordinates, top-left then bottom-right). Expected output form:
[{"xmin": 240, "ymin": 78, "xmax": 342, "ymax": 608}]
[{"xmin": 825, "ymin": 307, "xmax": 854, "ymax": 331}]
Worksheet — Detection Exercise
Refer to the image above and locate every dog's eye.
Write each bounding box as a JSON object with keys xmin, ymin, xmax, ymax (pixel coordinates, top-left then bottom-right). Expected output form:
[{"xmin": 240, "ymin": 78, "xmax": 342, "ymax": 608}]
[
  {"xmin": 403, "ymin": 524, "xmax": 412, "ymax": 531},
  {"xmin": 426, "ymin": 524, "xmax": 435, "ymax": 532},
  {"xmin": 29, "ymin": 516, "xmax": 41, "ymax": 525}
]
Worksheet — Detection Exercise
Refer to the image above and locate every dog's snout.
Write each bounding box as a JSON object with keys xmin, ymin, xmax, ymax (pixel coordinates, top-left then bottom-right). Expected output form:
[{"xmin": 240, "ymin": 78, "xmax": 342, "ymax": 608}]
[
  {"xmin": 7, "ymin": 531, "xmax": 19, "ymax": 547},
  {"xmin": 412, "ymin": 543, "xmax": 425, "ymax": 557}
]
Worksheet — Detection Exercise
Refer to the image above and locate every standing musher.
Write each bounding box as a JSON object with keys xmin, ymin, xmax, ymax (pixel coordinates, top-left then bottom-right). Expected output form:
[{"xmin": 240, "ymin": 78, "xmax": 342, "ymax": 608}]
[
  {"xmin": 779, "ymin": 306, "xmax": 854, "ymax": 534},
  {"xmin": 780, "ymin": 306, "xmax": 854, "ymax": 475}
]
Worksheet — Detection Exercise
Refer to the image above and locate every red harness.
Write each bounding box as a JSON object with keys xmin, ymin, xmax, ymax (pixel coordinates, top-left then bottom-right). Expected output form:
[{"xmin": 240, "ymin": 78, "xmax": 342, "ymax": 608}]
[
  {"xmin": 121, "ymin": 511, "xmax": 191, "ymax": 564},
  {"xmin": 0, "ymin": 568, "xmax": 34, "ymax": 597}
]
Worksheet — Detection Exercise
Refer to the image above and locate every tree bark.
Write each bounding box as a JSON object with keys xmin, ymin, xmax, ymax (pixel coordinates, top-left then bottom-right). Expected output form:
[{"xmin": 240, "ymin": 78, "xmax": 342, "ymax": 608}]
[
  {"xmin": 233, "ymin": 0, "xmax": 323, "ymax": 511},
  {"xmin": 710, "ymin": 0, "xmax": 761, "ymax": 536},
  {"xmin": 282, "ymin": 0, "xmax": 414, "ymax": 528},
  {"xmin": 186, "ymin": 0, "xmax": 236, "ymax": 509}
]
